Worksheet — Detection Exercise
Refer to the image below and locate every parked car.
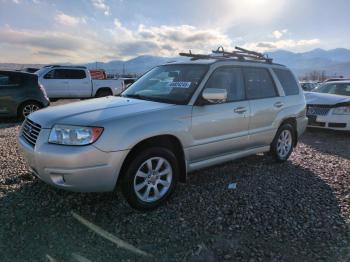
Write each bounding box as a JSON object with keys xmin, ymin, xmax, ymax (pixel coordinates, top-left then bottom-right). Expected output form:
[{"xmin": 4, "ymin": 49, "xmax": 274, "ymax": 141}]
[
  {"xmin": 305, "ymin": 81, "xmax": 350, "ymax": 130},
  {"xmin": 323, "ymin": 78, "xmax": 350, "ymax": 83},
  {"xmin": 35, "ymin": 65, "xmax": 125, "ymax": 99},
  {"xmin": 0, "ymin": 70, "xmax": 49, "ymax": 120},
  {"xmin": 300, "ymin": 81, "xmax": 319, "ymax": 91},
  {"xmin": 18, "ymin": 50, "xmax": 307, "ymax": 210}
]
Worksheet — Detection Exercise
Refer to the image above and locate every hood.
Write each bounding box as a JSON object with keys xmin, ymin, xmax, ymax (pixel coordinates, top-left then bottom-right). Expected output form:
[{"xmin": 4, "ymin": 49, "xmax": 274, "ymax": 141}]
[
  {"xmin": 29, "ymin": 96, "xmax": 175, "ymax": 128},
  {"xmin": 304, "ymin": 91, "xmax": 350, "ymax": 106}
]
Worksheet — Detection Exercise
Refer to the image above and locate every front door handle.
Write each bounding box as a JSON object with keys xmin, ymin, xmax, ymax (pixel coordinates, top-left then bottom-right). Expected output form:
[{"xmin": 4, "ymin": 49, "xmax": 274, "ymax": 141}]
[
  {"xmin": 274, "ymin": 101, "xmax": 284, "ymax": 108},
  {"xmin": 234, "ymin": 107, "xmax": 247, "ymax": 114}
]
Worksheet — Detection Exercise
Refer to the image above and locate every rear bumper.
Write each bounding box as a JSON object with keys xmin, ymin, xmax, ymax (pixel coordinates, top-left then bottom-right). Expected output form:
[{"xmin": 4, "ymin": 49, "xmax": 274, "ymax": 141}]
[{"xmin": 18, "ymin": 129, "xmax": 129, "ymax": 192}]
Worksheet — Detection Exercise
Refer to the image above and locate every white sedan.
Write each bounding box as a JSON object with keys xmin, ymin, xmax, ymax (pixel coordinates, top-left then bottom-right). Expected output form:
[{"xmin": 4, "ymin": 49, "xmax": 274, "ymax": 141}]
[{"xmin": 305, "ymin": 81, "xmax": 350, "ymax": 131}]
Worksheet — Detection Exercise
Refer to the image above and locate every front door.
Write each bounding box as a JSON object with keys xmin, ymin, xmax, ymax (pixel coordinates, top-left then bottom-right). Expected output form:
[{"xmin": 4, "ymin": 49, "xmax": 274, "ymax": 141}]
[{"xmin": 190, "ymin": 67, "xmax": 250, "ymax": 162}]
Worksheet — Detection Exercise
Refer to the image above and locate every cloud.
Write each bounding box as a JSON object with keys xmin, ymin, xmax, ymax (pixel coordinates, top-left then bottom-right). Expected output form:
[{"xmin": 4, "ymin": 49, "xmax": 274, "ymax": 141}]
[
  {"xmin": 245, "ymin": 38, "xmax": 321, "ymax": 52},
  {"xmin": 0, "ymin": 26, "xmax": 86, "ymax": 51},
  {"xmin": 91, "ymin": 0, "xmax": 110, "ymax": 16},
  {"xmin": 117, "ymin": 23, "xmax": 233, "ymax": 57},
  {"xmin": 272, "ymin": 29, "xmax": 288, "ymax": 39},
  {"xmin": 257, "ymin": 42, "xmax": 276, "ymax": 48},
  {"xmin": 55, "ymin": 13, "xmax": 86, "ymax": 26}
]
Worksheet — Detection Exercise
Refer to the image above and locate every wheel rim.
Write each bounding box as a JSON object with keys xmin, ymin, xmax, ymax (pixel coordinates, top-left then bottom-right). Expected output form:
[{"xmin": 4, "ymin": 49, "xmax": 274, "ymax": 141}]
[
  {"xmin": 277, "ymin": 130, "xmax": 292, "ymax": 158},
  {"xmin": 133, "ymin": 157, "xmax": 173, "ymax": 203},
  {"xmin": 23, "ymin": 104, "xmax": 40, "ymax": 117}
]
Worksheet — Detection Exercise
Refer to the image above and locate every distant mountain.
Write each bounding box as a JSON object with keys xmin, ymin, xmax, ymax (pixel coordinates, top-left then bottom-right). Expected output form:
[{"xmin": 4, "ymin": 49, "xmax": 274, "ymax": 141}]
[
  {"xmin": 267, "ymin": 48, "xmax": 350, "ymax": 77},
  {"xmin": 1, "ymin": 48, "xmax": 350, "ymax": 77},
  {"xmin": 85, "ymin": 55, "xmax": 185, "ymax": 74}
]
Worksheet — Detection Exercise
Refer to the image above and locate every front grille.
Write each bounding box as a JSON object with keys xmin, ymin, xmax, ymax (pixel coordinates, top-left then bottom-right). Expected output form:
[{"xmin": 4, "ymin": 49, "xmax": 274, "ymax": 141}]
[
  {"xmin": 307, "ymin": 106, "xmax": 331, "ymax": 116},
  {"xmin": 329, "ymin": 123, "xmax": 347, "ymax": 128},
  {"xmin": 22, "ymin": 119, "xmax": 41, "ymax": 146}
]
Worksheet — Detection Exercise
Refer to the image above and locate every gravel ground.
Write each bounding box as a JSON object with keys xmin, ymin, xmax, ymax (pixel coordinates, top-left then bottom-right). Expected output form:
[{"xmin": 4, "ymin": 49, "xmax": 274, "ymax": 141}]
[{"xmin": 0, "ymin": 110, "xmax": 349, "ymax": 261}]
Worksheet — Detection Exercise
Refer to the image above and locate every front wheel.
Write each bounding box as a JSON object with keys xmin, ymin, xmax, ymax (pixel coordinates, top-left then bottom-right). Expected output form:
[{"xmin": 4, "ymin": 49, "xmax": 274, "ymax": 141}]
[
  {"xmin": 270, "ymin": 123, "xmax": 295, "ymax": 162},
  {"xmin": 121, "ymin": 147, "xmax": 179, "ymax": 210}
]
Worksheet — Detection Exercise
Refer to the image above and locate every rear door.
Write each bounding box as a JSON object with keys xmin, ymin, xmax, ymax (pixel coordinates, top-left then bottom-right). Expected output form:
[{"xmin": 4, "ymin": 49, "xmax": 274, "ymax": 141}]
[
  {"xmin": 40, "ymin": 69, "xmax": 69, "ymax": 98},
  {"xmin": 190, "ymin": 67, "xmax": 250, "ymax": 162},
  {"xmin": 0, "ymin": 73, "xmax": 22, "ymax": 117},
  {"xmin": 243, "ymin": 67, "xmax": 283, "ymax": 148},
  {"xmin": 66, "ymin": 69, "xmax": 91, "ymax": 98}
]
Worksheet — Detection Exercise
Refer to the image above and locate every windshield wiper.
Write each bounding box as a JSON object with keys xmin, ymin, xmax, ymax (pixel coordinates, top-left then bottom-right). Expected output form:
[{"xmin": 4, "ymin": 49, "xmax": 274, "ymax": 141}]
[
  {"xmin": 122, "ymin": 94, "xmax": 152, "ymax": 100},
  {"xmin": 123, "ymin": 94, "xmax": 177, "ymax": 104}
]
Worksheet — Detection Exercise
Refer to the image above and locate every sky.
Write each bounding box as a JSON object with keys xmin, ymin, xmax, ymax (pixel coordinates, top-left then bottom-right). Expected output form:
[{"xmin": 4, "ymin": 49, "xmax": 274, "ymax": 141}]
[{"xmin": 0, "ymin": 0, "xmax": 350, "ymax": 64}]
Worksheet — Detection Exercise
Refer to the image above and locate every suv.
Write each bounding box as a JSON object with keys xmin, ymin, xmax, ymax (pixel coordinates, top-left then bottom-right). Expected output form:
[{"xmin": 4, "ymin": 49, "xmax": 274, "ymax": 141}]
[
  {"xmin": 18, "ymin": 48, "xmax": 307, "ymax": 210},
  {"xmin": 0, "ymin": 70, "xmax": 50, "ymax": 120}
]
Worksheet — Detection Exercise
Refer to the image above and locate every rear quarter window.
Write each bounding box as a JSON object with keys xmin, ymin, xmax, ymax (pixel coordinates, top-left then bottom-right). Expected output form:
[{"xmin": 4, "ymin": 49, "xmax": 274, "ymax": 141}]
[{"xmin": 273, "ymin": 69, "xmax": 299, "ymax": 96}]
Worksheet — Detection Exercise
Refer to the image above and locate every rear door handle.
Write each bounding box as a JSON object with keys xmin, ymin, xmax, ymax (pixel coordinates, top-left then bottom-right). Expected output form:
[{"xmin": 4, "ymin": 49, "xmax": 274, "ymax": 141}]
[
  {"xmin": 274, "ymin": 102, "xmax": 284, "ymax": 108},
  {"xmin": 234, "ymin": 107, "xmax": 247, "ymax": 114}
]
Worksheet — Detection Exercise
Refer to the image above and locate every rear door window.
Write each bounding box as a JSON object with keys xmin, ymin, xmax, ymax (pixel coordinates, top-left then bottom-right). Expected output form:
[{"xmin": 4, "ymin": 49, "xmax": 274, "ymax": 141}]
[
  {"xmin": 243, "ymin": 68, "xmax": 277, "ymax": 99},
  {"xmin": 273, "ymin": 69, "xmax": 299, "ymax": 95},
  {"xmin": 65, "ymin": 69, "xmax": 86, "ymax": 79},
  {"xmin": 0, "ymin": 74, "xmax": 21, "ymax": 86}
]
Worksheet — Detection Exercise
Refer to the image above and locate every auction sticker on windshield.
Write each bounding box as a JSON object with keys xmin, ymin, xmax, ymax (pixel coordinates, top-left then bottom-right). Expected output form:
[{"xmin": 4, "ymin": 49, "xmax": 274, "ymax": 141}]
[{"xmin": 168, "ymin": 81, "xmax": 191, "ymax": 88}]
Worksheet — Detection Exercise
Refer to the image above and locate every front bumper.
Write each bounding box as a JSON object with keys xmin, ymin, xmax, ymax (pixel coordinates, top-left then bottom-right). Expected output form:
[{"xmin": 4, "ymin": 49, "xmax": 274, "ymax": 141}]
[
  {"xmin": 18, "ymin": 128, "xmax": 129, "ymax": 192},
  {"xmin": 307, "ymin": 114, "xmax": 350, "ymax": 131}
]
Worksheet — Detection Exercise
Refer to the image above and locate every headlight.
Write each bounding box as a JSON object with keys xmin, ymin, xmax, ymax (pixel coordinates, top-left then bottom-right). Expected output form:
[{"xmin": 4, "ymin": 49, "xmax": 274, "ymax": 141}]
[
  {"xmin": 332, "ymin": 106, "xmax": 350, "ymax": 115},
  {"xmin": 49, "ymin": 125, "xmax": 103, "ymax": 145}
]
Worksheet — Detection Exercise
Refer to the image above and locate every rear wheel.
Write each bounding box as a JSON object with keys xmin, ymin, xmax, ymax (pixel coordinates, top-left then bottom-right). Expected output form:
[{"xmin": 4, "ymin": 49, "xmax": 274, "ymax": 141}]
[
  {"xmin": 270, "ymin": 123, "xmax": 295, "ymax": 162},
  {"xmin": 121, "ymin": 147, "xmax": 179, "ymax": 210},
  {"xmin": 95, "ymin": 89, "xmax": 112, "ymax": 98},
  {"xmin": 18, "ymin": 101, "xmax": 42, "ymax": 121}
]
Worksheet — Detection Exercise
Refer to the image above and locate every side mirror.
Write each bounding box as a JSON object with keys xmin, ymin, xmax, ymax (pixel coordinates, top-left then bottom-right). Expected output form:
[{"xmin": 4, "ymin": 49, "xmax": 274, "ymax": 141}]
[{"xmin": 202, "ymin": 88, "xmax": 227, "ymax": 104}]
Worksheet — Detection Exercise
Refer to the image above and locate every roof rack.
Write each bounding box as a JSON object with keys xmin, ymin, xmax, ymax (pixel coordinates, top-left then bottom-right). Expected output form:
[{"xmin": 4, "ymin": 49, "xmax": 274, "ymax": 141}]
[{"xmin": 179, "ymin": 46, "xmax": 273, "ymax": 63}]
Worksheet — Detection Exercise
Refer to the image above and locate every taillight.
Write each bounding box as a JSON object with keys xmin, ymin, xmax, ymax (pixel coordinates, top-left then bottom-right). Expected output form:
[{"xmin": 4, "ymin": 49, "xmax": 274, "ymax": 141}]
[{"xmin": 39, "ymin": 83, "xmax": 49, "ymax": 101}]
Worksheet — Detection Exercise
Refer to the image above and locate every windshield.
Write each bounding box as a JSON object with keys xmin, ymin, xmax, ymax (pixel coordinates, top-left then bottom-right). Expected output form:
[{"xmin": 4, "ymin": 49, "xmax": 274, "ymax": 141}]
[
  {"xmin": 313, "ymin": 83, "xmax": 350, "ymax": 96},
  {"xmin": 122, "ymin": 64, "xmax": 209, "ymax": 104}
]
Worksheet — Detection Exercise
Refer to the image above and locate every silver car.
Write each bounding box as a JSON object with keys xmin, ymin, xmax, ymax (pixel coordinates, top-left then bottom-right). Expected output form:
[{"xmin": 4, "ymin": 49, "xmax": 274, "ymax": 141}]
[{"xmin": 18, "ymin": 54, "xmax": 307, "ymax": 210}]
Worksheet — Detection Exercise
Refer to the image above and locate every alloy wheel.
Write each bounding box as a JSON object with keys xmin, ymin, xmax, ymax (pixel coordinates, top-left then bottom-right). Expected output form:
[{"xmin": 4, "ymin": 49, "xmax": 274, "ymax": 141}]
[
  {"xmin": 133, "ymin": 157, "xmax": 173, "ymax": 203},
  {"xmin": 276, "ymin": 130, "xmax": 292, "ymax": 158},
  {"xmin": 23, "ymin": 104, "xmax": 40, "ymax": 118}
]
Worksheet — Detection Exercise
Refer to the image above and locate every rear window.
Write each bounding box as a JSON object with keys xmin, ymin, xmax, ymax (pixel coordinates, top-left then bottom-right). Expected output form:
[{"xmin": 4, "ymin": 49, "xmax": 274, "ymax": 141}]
[
  {"xmin": 273, "ymin": 69, "xmax": 299, "ymax": 95},
  {"xmin": 244, "ymin": 68, "xmax": 277, "ymax": 99}
]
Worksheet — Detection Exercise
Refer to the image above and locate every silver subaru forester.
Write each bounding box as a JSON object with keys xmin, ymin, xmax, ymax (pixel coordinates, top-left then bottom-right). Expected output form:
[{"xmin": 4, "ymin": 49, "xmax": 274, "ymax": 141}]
[{"xmin": 18, "ymin": 49, "xmax": 307, "ymax": 210}]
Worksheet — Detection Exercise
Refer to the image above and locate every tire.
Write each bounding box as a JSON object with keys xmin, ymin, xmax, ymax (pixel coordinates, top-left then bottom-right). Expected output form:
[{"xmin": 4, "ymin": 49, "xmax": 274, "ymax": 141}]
[
  {"xmin": 121, "ymin": 147, "xmax": 179, "ymax": 211},
  {"xmin": 95, "ymin": 89, "xmax": 112, "ymax": 98},
  {"xmin": 270, "ymin": 123, "xmax": 295, "ymax": 162},
  {"xmin": 17, "ymin": 101, "xmax": 42, "ymax": 121}
]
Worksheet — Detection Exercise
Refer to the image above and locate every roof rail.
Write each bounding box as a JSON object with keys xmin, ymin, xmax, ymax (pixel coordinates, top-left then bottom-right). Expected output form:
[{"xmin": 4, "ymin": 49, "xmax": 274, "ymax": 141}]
[{"xmin": 179, "ymin": 46, "xmax": 273, "ymax": 63}]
